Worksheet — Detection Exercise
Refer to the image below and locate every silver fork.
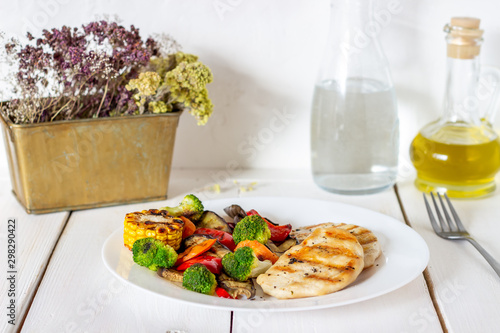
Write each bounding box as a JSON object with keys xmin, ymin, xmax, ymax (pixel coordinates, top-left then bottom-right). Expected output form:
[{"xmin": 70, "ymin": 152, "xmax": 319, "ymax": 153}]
[{"xmin": 423, "ymin": 192, "xmax": 500, "ymax": 278}]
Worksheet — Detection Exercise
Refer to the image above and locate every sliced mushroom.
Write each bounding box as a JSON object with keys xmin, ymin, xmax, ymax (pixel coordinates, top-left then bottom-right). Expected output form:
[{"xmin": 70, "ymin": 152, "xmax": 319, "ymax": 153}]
[
  {"xmin": 224, "ymin": 204, "xmax": 247, "ymax": 221},
  {"xmin": 207, "ymin": 244, "xmax": 232, "ymax": 259},
  {"xmin": 265, "ymin": 240, "xmax": 280, "ymax": 253},
  {"xmin": 197, "ymin": 211, "xmax": 232, "ymax": 233},
  {"xmin": 182, "ymin": 234, "xmax": 232, "ymax": 258},
  {"xmin": 276, "ymin": 238, "xmax": 297, "ymax": 253},
  {"xmin": 217, "ymin": 273, "xmax": 256, "ymax": 299},
  {"xmin": 266, "ymin": 238, "xmax": 297, "ymax": 256},
  {"xmin": 182, "ymin": 233, "xmax": 215, "ymax": 248},
  {"xmin": 157, "ymin": 268, "xmax": 183, "ymax": 283},
  {"xmin": 233, "ymin": 215, "xmax": 243, "ymax": 224}
]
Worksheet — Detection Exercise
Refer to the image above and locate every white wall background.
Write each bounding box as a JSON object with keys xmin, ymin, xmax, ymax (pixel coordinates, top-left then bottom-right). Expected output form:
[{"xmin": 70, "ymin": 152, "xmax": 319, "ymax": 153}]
[{"xmin": 1, "ymin": 0, "xmax": 500, "ymax": 178}]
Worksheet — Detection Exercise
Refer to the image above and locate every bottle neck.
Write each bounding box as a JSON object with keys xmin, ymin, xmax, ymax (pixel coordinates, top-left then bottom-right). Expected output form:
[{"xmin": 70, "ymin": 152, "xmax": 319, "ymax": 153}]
[
  {"xmin": 443, "ymin": 56, "xmax": 481, "ymax": 125},
  {"xmin": 317, "ymin": 0, "xmax": 391, "ymax": 86},
  {"xmin": 328, "ymin": 0, "xmax": 373, "ymax": 35}
]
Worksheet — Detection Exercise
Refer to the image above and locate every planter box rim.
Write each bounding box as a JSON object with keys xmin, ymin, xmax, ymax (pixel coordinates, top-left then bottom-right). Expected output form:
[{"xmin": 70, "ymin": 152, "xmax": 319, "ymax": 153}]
[{"xmin": 0, "ymin": 111, "xmax": 182, "ymax": 129}]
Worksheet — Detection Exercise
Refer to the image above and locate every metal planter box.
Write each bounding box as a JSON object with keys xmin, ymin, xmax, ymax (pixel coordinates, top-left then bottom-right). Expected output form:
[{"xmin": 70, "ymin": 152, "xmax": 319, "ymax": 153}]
[{"xmin": 1, "ymin": 113, "xmax": 181, "ymax": 214}]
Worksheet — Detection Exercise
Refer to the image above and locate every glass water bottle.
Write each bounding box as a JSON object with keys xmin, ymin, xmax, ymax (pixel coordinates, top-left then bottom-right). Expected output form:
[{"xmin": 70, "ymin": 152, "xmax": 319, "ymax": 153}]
[{"xmin": 311, "ymin": 0, "xmax": 399, "ymax": 195}]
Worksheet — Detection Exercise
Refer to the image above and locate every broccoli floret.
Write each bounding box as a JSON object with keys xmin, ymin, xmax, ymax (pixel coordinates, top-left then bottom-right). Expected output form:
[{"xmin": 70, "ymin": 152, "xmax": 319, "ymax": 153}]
[
  {"xmin": 132, "ymin": 238, "xmax": 178, "ymax": 271},
  {"xmin": 182, "ymin": 263, "xmax": 217, "ymax": 295},
  {"xmin": 232, "ymin": 215, "xmax": 271, "ymax": 245},
  {"xmin": 222, "ymin": 246, "xmax": 272, "ymax": 282},
  {"xmin": 160, "ymin": 194, "xmax": 204, "ymax": 221}
]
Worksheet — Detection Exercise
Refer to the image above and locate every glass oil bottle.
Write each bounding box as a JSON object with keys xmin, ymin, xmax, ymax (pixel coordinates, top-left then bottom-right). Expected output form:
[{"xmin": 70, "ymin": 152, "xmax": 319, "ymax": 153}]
[{"xmin": 410, "ymin": 17, "xmax": 500, "ymax": 198}]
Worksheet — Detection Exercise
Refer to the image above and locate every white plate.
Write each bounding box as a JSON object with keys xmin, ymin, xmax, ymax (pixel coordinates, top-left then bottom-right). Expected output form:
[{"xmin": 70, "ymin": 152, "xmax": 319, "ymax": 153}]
[{"xmin": 102, "ymin": 197, "xmax": 429, "ymax": 312}]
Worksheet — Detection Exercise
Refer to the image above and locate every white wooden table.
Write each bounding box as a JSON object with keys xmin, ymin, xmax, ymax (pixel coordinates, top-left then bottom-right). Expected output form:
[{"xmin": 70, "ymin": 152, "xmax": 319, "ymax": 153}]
[{"xmin": 1, "ymin": 168, "xmax": 499, "ymax": 333}]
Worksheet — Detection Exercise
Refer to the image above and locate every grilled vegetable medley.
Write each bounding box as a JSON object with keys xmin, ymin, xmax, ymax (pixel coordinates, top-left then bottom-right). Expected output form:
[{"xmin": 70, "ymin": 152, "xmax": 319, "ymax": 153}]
[{"xmin": 123, "ymin": 194, "xmax": 295, "ymax": 299}]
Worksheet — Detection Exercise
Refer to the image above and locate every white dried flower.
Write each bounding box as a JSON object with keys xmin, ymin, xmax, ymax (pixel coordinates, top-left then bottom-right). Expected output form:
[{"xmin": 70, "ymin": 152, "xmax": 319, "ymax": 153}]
[{"xmin": 152, "ymin": 33, "xmax": 182, "ymax": 56}]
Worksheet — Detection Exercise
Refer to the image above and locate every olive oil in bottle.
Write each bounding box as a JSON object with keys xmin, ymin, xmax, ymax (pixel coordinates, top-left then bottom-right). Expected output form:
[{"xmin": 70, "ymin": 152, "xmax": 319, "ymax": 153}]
[
  {"xmin": 410, "ymin": 124, "xmax": 500, "ymax": 198},
  {"xmin": 410, "ymin": 17, "xmax": 500, "ymax": 198}
]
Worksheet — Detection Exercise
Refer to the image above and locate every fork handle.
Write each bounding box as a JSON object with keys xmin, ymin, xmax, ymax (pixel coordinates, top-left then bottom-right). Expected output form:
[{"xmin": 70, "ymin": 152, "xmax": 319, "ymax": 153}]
[{"xmin": 466, "ymin": 237, "xmax": 500, "ymax": 278}]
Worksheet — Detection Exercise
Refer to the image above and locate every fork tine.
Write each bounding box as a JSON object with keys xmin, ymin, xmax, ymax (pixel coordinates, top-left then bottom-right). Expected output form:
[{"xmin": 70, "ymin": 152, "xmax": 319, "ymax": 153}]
[
  {"xmin": 444, "ymin": 193, "xmax": 467, "ymax": 232},
  {"xmin": 424, "ymin": 193, "xmax": 443, "ymax": 233},
  {"xmin": 430, "ymin": 192, "xmax": 448, "ymax": 232},
  {"xmin": 437, "ymin": 193, "xmax": 455, "ymax": 231}
]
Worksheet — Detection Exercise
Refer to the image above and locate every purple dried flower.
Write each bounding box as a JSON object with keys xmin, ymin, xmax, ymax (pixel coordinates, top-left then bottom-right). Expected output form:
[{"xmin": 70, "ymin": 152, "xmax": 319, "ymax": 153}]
[
  {"xmin": 2, "ymin": 20, "xmax": 163, "ymax": 123},
  {"xmin": 68, "ymin": 46, "xmax": 83, "ymax": 65}
]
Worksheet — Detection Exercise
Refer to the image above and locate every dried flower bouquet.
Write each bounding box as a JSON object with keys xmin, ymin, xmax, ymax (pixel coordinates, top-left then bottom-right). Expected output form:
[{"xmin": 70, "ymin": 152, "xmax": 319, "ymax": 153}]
[{"xmin": 1, "ymin": 21, "xmax": 213, "ymax": 125}]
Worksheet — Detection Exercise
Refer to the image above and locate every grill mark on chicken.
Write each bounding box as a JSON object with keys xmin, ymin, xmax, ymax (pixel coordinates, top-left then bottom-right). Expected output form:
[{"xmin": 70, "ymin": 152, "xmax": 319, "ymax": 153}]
[
  {"xmin": 296, "ymin": 244, "xmax": 362, "ymax": 259},
  {"xmin": 289, "ymin": 222, "xmax": 381, "ymax": 268},
  {"xmin": 256, "ymin": 226, "xmax": 364, "ymax": 299},
  {"xmin": 274, "ymin": 265, "xmax": 296, "ymax": 273},
  {"xmin": 273, "ymin": 257, "xmax": 360, "ymax": 275},
  {"xmin": 304, "ymin": 274, "xmax": 345, "ymax": 283},
  {"xmin": 320, "ymin": 229, "xmax": 355, "ymax": 241}
]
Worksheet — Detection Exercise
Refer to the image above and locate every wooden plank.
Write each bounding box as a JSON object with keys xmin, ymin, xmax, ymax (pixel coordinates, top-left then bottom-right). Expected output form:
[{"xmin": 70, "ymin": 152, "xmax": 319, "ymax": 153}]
[
  {"xmin": 234, "ymin": 278, "xmax": 438, "ymax": 333},
  {"xmin": 20, "ymin": 170, "xmax": 232, "ymax": 333},
  {"xmin": 0, "ymin": 179, "xmax": 68, "ymax": 333},
  {"xmin": 397, "ymin": 180, "xmax": 500, "ymax": 333},
  {"xmin": 232, "ymin": 172, "xmax": 442, "ymax": 333}
]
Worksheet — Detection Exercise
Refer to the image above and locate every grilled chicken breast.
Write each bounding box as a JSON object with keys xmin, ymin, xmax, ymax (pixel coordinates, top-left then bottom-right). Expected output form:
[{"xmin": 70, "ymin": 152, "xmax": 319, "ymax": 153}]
[
  {"xmin": 256, "ymin": 226, "xmax": 364, "ymax": 299},
  {"xmin": 290, "ymin": 222, "xmax": 381, "ymax": 268}
]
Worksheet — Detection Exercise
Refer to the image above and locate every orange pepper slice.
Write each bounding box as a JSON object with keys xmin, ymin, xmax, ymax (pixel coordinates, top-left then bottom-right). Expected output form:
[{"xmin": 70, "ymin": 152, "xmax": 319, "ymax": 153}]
[
  {"xmin": 235, "ymin": 240, "xmax": 279, "ymax": 264},
  {"xmin": 175, "ymin": 238, "xmax": 217, "ymax": 266},
  {"xmin": 179, "ymin": 216, "xmax": 196, "ymax": 239}
]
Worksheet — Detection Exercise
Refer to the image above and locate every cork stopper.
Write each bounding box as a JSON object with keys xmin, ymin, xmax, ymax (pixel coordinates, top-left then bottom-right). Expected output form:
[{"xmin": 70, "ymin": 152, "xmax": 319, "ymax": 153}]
[
  {"xmin": 445, "ymin": 17, "xmax": 483, "ymax": 59},
  {"xmin": 450, "ymin": 17, "xmax": 480, "ymax": 30}
]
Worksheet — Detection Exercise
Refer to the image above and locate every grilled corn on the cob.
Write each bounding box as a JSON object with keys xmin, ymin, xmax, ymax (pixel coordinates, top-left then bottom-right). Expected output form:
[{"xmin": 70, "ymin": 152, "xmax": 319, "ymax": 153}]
[{"xmin": 124, "ymin": 209, "xmax": 184, "ymax": 250}]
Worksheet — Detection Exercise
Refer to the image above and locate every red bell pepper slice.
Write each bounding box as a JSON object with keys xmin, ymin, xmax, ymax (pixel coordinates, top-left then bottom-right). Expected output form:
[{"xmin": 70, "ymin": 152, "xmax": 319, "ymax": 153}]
[
  {"xmin": 194, "ymin": 228, "xmax": 236, "ymax": 251},
  {"xmin": 246, "ymin": 209, "xmax": 292, "ymax": 242},
  {"xmin": 176, "ymin": 255, "xmax": 222, "ymax": 275},
  {"xmin": 216, "ymin": 287, "xmax": 234, "ymax": 299}
]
